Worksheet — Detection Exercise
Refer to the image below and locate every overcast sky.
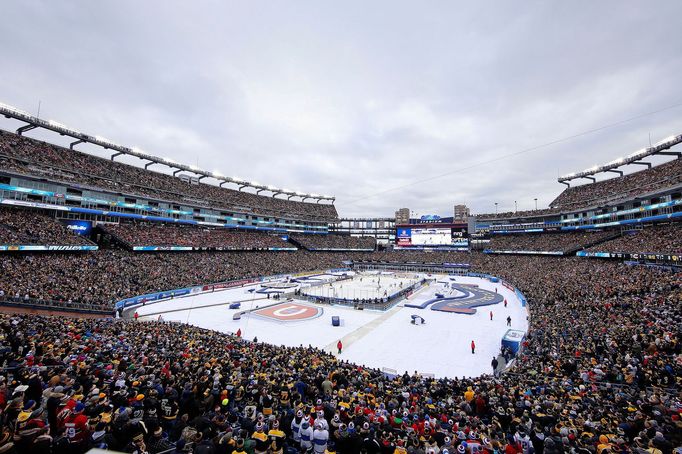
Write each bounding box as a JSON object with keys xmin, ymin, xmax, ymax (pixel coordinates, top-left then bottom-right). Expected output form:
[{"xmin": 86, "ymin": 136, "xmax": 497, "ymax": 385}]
[{"xmin": 1, "ymin": 1, "xmax": 681, "ymax": 218}]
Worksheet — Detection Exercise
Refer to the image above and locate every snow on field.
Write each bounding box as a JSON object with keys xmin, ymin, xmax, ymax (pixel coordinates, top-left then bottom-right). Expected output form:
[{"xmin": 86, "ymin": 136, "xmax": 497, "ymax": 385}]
[{"xmin": 133, "ymin": 273, "xmax": 528, "ymax": 378}]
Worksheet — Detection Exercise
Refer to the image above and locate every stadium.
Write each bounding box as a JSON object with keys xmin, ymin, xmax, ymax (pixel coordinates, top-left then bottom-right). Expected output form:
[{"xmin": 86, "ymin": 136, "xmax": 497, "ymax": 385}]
[{"xmin": 0, "ymin": 4, "xmax": 681, "ymax": 454}]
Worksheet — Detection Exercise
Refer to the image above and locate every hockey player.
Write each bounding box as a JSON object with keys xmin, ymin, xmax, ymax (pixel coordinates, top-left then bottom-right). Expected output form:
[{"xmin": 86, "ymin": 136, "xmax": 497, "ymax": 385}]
[{"xmin": 471, "ymin": 340, "xmax": 476, "ymax": 354}]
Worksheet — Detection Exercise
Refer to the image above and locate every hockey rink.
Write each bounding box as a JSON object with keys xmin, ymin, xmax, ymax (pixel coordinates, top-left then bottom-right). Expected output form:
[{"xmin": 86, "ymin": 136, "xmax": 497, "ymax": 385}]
[{"xmin": 132, "ymin": 272, "xmax": 528, "ymax": 378}]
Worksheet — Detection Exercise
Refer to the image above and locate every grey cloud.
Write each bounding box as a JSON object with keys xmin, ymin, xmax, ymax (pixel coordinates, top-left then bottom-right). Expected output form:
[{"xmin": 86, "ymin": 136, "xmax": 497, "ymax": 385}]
[{"xmin": 1, "ymin": 0, "xmax": 681, "ymax": 218}]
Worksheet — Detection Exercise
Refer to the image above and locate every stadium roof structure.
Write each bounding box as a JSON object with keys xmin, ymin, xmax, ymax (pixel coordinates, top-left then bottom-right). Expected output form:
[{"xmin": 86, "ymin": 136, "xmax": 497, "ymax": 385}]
[
  {"xmin": 0, "ymin": 102, "xmax": 335, "ymax": 203},
  {"xmin": 558, "ymin": 133, "xmax": 682, "ymax": 187}
]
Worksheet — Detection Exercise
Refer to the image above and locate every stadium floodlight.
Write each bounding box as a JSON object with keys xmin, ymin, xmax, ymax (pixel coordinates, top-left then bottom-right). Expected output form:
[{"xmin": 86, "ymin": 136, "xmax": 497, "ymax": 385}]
[
  {"xmin": 295, "ymin": 191, "xmax": 306, "ymax": 196},
  {"xmin": 267, "ymin": 185, "xmax": 277, "ymax": 190},
  {"xmin": 251, "ymin": 181, "xmax": 260, "ymax": 186},
  {"xmin": 47, "ymin": 119, "xmax": 80, "ymax": 135},
  {"xmin": 0, "ymin": 102, "xmax": 30, "ymax": 116},
  {"xmin": 232, "ymin": 176, "xmax": 244, "ymax": 182},
  {"xmin": 656, "ymin": 135, "xmax": 676, "ymax": 145},
  {"xmin": 189, "ymin": 165, "xmax": 200, "ymax": 171},
  {"xmin": 48, "ymin": 120, "xmax": 66, "ymax": 128},
  {"xmin": 212, "ymin": 170, "xmax": 224, "ymax": 177}
]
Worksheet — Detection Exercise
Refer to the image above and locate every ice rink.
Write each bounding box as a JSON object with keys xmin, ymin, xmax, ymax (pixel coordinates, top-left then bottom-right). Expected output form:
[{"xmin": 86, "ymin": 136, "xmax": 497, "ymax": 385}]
[
  {"xmin": 302, "ymin": 272, "xmax": 420, "ymax": 300},
  {"xmin": 133, "ymin": 272, "xmax": 528, "ymax": 378}
]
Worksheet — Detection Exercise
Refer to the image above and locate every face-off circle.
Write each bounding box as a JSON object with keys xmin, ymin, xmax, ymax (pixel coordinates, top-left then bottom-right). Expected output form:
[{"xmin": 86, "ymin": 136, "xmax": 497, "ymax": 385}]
[{"xmin": 252, "ymin": 302, "xmax": 323, "ymax": 322}]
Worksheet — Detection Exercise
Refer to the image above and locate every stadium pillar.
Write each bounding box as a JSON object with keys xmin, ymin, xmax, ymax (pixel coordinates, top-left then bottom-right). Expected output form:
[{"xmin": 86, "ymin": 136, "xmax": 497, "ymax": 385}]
[
  {"xmin": 173, "ymin": 169, "xmax": 182, "ymax": 176},
  {"xmin": 605, "ymin": 169, "xmax": 623, "ymax": 176},
  {"xmin": 145, "ymin": 161, "xmax": 156, "ymax": 169},
  {"xmin": 110, "ymin": 152, "xmax": 124, "ymax": 161},
  {"xmin": 629, "ymin": 161, "xmax": 651, "ymax": 169}
]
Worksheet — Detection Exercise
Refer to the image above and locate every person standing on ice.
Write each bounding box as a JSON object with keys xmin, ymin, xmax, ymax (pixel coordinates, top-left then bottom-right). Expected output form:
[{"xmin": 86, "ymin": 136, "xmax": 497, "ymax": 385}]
[
  {"xmin": 504, "ymin": 298, "xmax": 508, "ymax": 307},
  {"xmin": 490, "ymin": 311, "xmax": 493, "ymax": 321},
  {"xmin": 471, "ymin": 340, "xmax": 476, "ymax": 354},
  {"xmin": 337, "ymin": 340, "xmax": 343, "ymax": 354},
  {"xmin": 507, "ymin": 316, "xmax": 512, "ymax": 326}
]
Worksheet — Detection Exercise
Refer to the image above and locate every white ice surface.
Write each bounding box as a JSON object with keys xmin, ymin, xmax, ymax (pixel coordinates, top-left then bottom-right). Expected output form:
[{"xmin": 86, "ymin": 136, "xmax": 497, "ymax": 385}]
[{"xmin": 134, "ymin": 274, "xmax": 528, "ymax": 379}]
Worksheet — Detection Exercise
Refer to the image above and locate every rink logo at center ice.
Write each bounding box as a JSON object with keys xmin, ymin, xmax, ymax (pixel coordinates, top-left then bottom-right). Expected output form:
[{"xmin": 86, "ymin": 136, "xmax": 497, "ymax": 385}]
[{"xmin": 253, "ymin": 302, "xmax": 323, "ymax": 321}]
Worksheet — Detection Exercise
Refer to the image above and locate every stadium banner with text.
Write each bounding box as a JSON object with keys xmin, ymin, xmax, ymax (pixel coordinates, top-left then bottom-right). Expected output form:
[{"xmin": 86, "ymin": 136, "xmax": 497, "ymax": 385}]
[
  {"xmin": 483, "ymin": 249, "xmax": 564, "ymax": 256},
  {"xmin": 561, "ymin": 199, "xmax": 682, "ymax": 224},
  {"xmin": 309, "ymin": 248, "xmax": 375, "ymax": 251},
  {"xmin": 0, "ymin": 244, "xmax": 99, "ymax": 251},
  {"xmin": 132, "ymin": 246, "xmax": 194, "ymax": 251},
  {"xmin": 116, "ymin": 278, "xmax": 259, "ymax": 310},
  {"xmin": 561, "ymin": 211, "xmax": 682, "ymax": 230},
  {"xmin": 577, "ymin": 251, "xmax": 680, "ymax": 262},
  {"xmin": 1, "ymin": 199, "xmax": 70, "ymax": 211},
  {"xmin": 396, "ymin": 227, "xmax": 412, "ymax": 246},
  {"xmin": 61, "ymin": 219, "xmax": 93, "ymax": 236}
]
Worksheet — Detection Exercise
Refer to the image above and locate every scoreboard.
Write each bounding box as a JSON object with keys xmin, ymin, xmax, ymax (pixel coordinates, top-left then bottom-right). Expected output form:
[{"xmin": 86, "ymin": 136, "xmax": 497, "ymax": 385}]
[{"xmin": 396, "ymin": 219, "xmax": 468, "ymax": 249}]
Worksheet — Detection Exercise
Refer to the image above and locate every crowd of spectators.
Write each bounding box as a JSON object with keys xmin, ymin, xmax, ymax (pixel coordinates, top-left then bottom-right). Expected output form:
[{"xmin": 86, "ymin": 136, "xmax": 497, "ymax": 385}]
[
  {"xmin": 104, "ymin": 223, "xmax": 290, "ymax": 250},
  {"xmin": 0, "ymin": 250, "xmax": 347, "ymax": 310},
  {"xmin": 550, "ymin": 159, "xmax": 682, "ymax": 210},
  {"xmin": 291, "ymin": 234, "xmax": 376, "ymax": 251},
  {"xmin": 475, "ymin": 208, "xmax": 560, "ymax": 221},
  {"xmin": 485, "ymin": 231, "xmax": 617, "ymax": 253},
  {"xmin": 0, "ymin": 252, "xmax": 678, "ymax": 454},
  {"xmin": 587, "ymin": 223, "xmax": 682, "ymax": 255},
  {"xmin": 0, "ymin": 130, "xmax": 338, "ymax": 222},
  {"xmin": 0, "ymin": 207, "xmax": 93, "ymax": 246}
]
